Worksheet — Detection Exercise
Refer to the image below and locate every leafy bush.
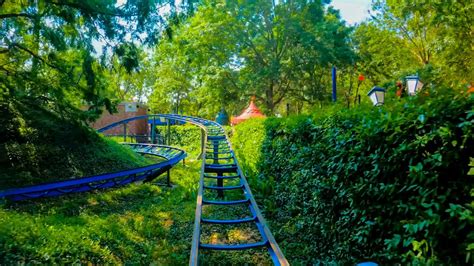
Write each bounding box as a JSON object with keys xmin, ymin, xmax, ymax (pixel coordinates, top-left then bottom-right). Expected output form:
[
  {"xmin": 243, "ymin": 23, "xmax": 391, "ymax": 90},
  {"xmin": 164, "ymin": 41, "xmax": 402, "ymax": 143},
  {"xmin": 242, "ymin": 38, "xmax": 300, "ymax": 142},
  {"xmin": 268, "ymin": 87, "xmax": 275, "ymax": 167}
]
[
  {"xmin": 232, "ymin": 90, "xmax": 474, "ymax": 264},
  {"xmin": 230, "ymin": 118, "xmax": 266, "ymax": 177},
  {"xmin": 229, "ymin": 118, "xmax": 276, "ymax": 205}
]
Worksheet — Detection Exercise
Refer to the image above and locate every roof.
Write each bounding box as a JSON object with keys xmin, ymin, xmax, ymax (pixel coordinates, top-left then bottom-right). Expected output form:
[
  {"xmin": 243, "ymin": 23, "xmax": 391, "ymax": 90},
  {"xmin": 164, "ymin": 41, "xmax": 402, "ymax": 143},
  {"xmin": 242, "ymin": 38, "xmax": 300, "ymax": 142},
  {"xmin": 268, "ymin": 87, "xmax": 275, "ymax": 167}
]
[
  {"xmin": 367, "ymin": 86, "xmax": 386, "ymax": 96},
  {"xmin": 231, "ymin": 97, "xmax": 266, "ymax": 125}
]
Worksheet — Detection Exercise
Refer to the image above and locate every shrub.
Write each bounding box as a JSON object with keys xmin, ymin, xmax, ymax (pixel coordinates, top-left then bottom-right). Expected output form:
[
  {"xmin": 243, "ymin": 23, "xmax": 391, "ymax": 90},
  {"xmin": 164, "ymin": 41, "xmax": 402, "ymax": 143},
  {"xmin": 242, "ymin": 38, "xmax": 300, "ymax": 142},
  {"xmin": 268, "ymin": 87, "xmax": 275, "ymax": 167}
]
[{"xmin": 232, "ymin": 89, "xmax": 474, "ymax": 264}]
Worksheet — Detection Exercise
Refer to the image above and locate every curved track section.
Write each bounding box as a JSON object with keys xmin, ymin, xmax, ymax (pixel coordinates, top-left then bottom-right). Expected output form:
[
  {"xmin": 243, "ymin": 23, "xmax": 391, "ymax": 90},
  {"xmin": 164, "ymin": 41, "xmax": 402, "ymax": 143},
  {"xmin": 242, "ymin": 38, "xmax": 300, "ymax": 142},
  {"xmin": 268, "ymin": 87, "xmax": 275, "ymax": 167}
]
[
  {"xmin": 99, "ymin": 114, "xmax": 287, "ymax": 264},
  {"xmin": 0, "ymin": 143, "xmax": 185, "ymax": 201},
  {"xmin": 144, "ymin": 114, "xmax": 287, "ymax": 265}
]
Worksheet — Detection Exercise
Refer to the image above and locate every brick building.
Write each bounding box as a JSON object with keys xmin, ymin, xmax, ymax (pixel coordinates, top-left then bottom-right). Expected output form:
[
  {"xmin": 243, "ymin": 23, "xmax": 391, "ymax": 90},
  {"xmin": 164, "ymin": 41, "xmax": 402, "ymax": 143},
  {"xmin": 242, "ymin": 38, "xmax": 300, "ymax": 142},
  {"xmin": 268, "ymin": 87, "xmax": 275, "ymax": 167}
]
[{"xmin": 90, "ymin": 102, "xmax": 149, "ymax": 136}]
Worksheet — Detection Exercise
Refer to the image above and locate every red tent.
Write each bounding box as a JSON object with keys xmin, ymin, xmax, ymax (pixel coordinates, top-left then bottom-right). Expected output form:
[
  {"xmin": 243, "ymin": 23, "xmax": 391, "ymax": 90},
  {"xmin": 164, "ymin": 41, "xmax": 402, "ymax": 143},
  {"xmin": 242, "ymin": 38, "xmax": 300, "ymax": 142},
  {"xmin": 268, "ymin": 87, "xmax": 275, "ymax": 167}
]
[{"xmin": 231, "ymin": 97, "xmax": 266, "ymax": 125}]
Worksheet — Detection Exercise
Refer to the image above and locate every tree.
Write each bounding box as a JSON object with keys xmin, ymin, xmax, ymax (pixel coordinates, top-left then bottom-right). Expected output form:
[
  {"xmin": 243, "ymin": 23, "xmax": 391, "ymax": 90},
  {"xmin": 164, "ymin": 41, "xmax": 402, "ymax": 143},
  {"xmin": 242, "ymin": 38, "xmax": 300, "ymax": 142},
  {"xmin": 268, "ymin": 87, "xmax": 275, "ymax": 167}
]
[
  {"xmin": 107, "ymin": 48, "xmax": 153, "ymax": 104},
  {"xmin": 363, "ymin": 0, "xmax": 473, "ymax": 88},
  {"xmin": 0, "ymin": 0, "xmax": 188, "ymax": 122},
  {"xmin": 353, "ymin": 23, "xmax": 418, "ymax": 85}
]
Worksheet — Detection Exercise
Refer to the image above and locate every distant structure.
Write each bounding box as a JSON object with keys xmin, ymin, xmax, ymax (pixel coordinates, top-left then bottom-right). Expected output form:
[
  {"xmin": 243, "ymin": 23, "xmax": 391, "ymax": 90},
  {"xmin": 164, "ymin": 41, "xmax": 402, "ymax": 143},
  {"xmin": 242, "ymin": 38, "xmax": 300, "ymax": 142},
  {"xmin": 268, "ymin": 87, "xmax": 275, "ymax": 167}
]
[
  {"xmin": 231, "ymin": 96, "xmax": 266, "ymax": 125},
  {"xmin": 90, "ymin": 102, "xmax": 148, "ymax": 136},
  {"xmin": 215, "ymin": 108, "xmax": 230, "ymax": 125}
]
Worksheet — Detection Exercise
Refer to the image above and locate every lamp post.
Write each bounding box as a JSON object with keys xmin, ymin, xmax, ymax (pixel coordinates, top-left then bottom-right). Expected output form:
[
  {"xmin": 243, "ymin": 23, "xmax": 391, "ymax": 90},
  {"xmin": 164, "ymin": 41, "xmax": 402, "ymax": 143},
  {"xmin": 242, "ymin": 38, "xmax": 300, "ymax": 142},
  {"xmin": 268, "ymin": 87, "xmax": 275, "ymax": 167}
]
[
  {"xmin": 367, "ymin": 86, "xmax": 386, "ymax": 106},
  {"xmin": 406, "ymin": 75, "xmax": 424, "ymax": 96},
  {"xmin": 354, "ymin": 74, "xmax": 365, "ymax": 105}
]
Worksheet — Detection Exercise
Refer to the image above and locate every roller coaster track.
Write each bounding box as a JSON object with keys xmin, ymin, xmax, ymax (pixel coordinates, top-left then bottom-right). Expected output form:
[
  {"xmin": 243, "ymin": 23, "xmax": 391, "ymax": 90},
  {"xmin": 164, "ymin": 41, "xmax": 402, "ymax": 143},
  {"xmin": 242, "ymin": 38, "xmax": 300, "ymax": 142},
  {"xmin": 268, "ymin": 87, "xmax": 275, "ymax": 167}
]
[
  {"xmin": 98, "ymin": 114, "xmax": 287, "ymax": 264},
  {"xmin": 1, "ymin": 114, "xmax": 287, "ymax": 264},
  {"xmin": 0, "ymin": 143, "xmax": 186, "ymax": 201},
  {"xmin": 155, "ymin": 114, "xmax": 288, "ymax": 265}
]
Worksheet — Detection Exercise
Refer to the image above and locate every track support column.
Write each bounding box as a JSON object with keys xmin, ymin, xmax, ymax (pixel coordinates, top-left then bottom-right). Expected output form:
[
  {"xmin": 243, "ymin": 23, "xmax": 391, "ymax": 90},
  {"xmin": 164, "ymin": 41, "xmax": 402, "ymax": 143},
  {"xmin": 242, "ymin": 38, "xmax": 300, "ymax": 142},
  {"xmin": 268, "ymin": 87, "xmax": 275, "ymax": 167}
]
[
  {"xmin": 166, "ymin": 119, "xmax": 171, "ymax": 145},
  {"xmin": 197, "ymin": 128, "xmax": 205, "ymax": 160},
  {"xmin": 151, "ymin": 117, "xmax": 156, "ymax": 144},
  {"xmin": 123, "ymin": 123, "xmax": 127, "ymax": 142}
]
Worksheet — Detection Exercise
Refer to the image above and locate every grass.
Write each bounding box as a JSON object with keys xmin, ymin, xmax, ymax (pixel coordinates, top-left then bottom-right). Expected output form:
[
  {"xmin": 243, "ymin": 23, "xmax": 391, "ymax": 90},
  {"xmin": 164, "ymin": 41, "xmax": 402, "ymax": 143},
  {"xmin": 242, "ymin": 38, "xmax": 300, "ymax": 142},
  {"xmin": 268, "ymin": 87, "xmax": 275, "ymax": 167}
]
[
  {"xmin": 0, "ymin": 116, "xmax": 274, "ymax": 264},
  {"xmin": 0, "ymin": 96, "xmax": 275, "ymax": 264}
]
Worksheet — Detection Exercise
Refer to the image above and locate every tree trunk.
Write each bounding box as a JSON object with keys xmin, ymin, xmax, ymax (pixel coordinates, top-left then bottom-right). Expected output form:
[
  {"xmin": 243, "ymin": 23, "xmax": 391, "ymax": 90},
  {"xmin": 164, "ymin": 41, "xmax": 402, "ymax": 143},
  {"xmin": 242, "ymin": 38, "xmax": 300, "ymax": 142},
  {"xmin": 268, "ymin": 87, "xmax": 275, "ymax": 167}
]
[{"xmin": 266, "ymin": 81, "xmax": 275, "ymax": 114}]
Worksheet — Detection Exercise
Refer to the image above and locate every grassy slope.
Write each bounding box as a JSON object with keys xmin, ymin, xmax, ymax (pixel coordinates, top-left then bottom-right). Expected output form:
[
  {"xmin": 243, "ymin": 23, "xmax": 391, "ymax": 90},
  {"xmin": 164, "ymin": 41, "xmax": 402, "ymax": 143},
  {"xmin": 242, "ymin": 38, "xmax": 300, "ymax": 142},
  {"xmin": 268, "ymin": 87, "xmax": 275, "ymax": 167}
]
[
  {"xmin": 0, "ymin": 100, "xmax": 150, "ymax": 189},
  {"xmin": 0, "ymin": 159, "xmax": 272, "ymax": 264}
]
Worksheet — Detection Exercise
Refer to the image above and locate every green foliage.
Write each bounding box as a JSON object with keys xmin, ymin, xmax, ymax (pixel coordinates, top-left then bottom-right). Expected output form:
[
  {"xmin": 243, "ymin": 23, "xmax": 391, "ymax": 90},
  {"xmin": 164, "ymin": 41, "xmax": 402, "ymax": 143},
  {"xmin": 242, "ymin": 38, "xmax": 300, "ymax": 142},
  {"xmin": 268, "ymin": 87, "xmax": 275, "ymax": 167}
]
[
  {"xmin": 232, "ymin": 90, "xmax": 474, "ymax": 264},
  {"xmin": 0, "ymin": 0, "xmax": 162, "ymax": 122},
  {"xmin": 229, "ymin": 118, "xmax": 276, "ymax": 205},
  {"xmin": 230, "ymin": 118, "xmax": 266, "ymax": 177},
  {"xmin": 0, "ymin": 99, "xmax": 150, "ymax": 189},
  {"xmin": 356, "ymin": 0, "xmax": 473, "ymax": 89}
]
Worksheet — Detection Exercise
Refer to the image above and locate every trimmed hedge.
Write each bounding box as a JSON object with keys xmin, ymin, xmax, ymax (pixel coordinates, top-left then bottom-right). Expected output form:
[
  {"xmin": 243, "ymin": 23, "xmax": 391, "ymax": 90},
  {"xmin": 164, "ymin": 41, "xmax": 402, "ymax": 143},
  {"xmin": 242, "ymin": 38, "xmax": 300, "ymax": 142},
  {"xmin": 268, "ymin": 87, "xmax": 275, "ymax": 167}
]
[{"xmin": 232, "ymin": 90, "xmax": 474, "ymax": 264}]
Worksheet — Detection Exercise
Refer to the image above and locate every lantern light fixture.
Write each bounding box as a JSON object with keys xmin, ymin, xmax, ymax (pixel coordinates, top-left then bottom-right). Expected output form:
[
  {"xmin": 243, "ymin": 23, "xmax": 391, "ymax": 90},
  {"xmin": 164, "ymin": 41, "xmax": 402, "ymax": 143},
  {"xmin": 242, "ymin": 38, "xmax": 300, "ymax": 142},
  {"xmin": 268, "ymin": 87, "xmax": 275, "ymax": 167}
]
[
  {"xmin": 406, "ymin": 75, "xmax": 424, "ymax": 96},
  {"xmin": 367, "ymin": 86, "xmax": 386, "ymax": 106}
]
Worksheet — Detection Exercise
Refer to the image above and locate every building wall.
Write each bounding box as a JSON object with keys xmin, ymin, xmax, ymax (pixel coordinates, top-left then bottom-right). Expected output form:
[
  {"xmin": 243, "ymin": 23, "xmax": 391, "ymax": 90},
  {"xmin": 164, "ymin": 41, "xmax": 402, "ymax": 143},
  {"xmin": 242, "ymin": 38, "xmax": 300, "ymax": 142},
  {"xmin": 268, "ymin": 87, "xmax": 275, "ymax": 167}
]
[{"xmin": 90, "ymin": 103, "xmax": 149, "ymax": 136}]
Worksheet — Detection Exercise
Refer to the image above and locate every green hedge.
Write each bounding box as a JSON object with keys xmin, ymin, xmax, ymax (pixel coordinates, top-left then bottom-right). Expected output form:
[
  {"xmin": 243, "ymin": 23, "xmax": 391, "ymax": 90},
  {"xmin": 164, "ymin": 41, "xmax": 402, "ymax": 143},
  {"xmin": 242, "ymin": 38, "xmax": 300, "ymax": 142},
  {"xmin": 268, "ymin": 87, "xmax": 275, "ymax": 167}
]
[{"xmin": 232, "ymin": 90, "xmax": 474, "ymax": 264}]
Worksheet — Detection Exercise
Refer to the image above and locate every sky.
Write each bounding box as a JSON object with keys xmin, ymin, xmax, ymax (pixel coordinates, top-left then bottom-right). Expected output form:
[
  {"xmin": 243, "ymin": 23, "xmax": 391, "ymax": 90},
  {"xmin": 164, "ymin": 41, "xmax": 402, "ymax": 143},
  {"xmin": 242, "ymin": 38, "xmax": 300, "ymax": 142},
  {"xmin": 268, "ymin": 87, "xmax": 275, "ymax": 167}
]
[{"xmin": 330, "ymin": 0, "xmax": 372, "ymax": 25}]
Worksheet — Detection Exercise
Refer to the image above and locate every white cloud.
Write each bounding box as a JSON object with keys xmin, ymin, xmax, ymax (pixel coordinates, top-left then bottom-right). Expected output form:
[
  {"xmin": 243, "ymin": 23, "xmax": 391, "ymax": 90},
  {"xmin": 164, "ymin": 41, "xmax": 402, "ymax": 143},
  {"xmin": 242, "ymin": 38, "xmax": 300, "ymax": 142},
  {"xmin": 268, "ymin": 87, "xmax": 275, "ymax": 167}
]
[{"xmin": 330, "ymin": 0, "xmax": 372, "ymax": 25}]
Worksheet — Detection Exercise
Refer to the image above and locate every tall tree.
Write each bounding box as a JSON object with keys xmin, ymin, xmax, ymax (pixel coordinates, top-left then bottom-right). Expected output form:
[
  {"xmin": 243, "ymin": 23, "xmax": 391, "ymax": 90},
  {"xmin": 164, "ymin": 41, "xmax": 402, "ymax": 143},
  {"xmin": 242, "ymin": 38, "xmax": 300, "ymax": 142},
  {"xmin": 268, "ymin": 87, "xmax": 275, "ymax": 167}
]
[{"xmin": 362, "ymin": 0, "xmax": 473, "ymax": 88}]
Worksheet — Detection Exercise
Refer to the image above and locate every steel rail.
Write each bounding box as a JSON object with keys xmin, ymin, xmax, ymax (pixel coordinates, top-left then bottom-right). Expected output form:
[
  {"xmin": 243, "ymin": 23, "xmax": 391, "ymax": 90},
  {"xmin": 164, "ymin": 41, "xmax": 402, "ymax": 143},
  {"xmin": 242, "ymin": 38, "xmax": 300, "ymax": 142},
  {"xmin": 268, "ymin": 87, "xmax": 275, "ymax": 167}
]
[{"xmin": 0, "ymin": 145, "xmax": 185, "ymax": 201}]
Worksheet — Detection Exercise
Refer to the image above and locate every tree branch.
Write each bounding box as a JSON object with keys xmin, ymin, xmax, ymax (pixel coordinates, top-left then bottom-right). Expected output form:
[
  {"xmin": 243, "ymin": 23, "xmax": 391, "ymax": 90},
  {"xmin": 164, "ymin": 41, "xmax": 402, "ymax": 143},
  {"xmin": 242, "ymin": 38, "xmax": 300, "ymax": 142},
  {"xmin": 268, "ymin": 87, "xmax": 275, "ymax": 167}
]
[
  {"xmin": 12, "ymin": 43, "xmax": 62, "ymax": 71},
  {"xmin": 47, "ymin": 0, "xmax": 139, "ymax": 18},
  {"xmin": 0, "ymin": 13, "xmax": 34, "ymax": 19},
  {"xmin": 224, "ymin": 71, "xmax": 241, "ymax": 91},
  {"xmin": 273, "ymin": 93, "xmax": 285, "ymax": 106}
]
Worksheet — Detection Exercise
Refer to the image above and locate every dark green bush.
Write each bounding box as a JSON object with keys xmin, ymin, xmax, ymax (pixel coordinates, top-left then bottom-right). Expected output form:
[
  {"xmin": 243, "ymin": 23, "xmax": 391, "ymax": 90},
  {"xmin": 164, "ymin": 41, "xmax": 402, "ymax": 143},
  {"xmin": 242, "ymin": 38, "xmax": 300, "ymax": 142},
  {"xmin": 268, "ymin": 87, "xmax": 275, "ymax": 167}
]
[{"xmin": 232, "ymin": 90, "xmax": 474, "ymax": 264}]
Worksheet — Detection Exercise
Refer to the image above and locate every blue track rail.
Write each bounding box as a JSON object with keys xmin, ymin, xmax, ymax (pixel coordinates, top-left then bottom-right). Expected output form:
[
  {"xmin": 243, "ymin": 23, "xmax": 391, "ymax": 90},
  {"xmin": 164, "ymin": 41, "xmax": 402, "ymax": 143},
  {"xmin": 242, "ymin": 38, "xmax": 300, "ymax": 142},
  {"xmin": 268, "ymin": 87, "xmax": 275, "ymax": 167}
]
[{"xmin": 0, "ymin": 143, "xmax": 186, "ymax": 201}]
